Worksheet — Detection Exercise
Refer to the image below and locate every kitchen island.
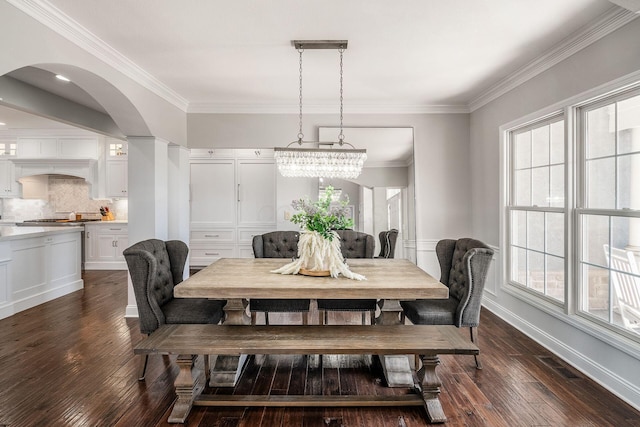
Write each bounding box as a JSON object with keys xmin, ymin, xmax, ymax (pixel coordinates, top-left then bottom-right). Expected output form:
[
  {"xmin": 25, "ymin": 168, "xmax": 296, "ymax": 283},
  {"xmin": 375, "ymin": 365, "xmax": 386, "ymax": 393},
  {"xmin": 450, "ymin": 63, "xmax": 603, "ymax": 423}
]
[{"xmin": 0, "ymin": 226, "xmax": 83, "ymax": 320}]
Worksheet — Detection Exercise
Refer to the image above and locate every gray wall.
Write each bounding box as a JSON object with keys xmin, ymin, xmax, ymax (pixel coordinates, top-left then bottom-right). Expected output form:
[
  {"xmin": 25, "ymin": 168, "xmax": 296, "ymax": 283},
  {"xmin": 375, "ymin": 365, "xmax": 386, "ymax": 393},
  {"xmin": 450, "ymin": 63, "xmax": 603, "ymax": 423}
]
[
  {"xmin": 470, "ymin": 18, "xmax": 640, "ymax": 408},
  {"xmin": 188, "ymin": 112, "xmax": 471, "ymax": 270}
]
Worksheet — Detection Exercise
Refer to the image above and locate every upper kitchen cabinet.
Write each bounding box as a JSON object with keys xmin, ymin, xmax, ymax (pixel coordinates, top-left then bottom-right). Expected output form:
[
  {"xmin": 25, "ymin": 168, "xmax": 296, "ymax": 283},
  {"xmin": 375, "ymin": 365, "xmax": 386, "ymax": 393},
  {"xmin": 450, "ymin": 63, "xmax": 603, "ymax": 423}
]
[
  {"xmin": 0, "ymin": 140, "xmax": 17, "ymax": 157},
  {"xmin": 107, "ymin": 140, "xmax": 127, "ymax": 159},
  {"xmin": 105, "ymin": 161, "xmax": 127, "ymax": 198},
  {"xmin": 16, "ymin": 137, "xmax": 99, "ymax": 159},
  {"xmin": 0, "ymin": 160, "xmax": 19, "ymax": 197},
  {"xmin": 105, "ymin": 139, "xmax": 127, "ymax": 198}
]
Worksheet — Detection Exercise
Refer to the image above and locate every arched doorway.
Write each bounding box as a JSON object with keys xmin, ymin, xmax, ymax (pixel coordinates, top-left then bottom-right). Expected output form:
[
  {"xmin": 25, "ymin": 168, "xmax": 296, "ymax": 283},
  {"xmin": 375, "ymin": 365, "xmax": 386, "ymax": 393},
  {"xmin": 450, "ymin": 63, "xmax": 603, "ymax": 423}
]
[{"xmin": 1, "ymin": 64, "xmax": 189, "ymax": 317}]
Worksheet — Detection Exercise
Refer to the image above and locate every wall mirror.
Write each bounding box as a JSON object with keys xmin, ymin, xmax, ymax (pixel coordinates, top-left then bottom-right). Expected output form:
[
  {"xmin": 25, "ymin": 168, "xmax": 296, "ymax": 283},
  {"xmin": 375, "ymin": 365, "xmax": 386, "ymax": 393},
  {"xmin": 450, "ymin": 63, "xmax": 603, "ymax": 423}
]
[{"xmin": 318, "ymin": 127, "xmax": 415, "ymax": 263}]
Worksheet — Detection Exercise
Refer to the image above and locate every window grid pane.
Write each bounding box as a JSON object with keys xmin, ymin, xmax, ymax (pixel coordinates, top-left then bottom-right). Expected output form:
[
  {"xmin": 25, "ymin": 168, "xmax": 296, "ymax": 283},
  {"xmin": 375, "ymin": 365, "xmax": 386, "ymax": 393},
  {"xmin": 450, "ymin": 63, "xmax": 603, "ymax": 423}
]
[
  {"xmin": 508, "ymin": 117, "xmax": 566, "ymax": 302},
  {"xmin": 579, "ymin": 92, "xmax": 640, "ymax": 337}
]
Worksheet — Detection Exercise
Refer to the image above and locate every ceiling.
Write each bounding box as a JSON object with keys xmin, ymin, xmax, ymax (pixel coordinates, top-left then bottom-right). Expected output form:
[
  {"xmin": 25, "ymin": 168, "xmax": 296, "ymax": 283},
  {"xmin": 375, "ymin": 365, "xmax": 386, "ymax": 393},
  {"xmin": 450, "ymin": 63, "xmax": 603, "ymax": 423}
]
[
  {"xmin": 7, "ymin": 0, "xmax": 630, "ymax": 113},
  {"xmin": 0, "ymin": 0, "xmax": 636, "ymax": 138}
]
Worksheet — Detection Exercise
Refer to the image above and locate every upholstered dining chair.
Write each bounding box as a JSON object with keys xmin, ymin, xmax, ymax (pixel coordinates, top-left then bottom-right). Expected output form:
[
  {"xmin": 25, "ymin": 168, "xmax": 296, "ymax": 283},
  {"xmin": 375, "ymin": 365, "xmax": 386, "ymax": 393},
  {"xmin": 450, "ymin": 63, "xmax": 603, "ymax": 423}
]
[
  {"xmin": 251, "ymin": 231, "xmax": 310, "ymax": 325},
  {"xmin": 317, "ymin": 230, "xmax": 377, "ymax": 325},
  {"xmin": 377, "ymin": 229, "xmax": 399, "ymax": 258},
  {"xmin": 400, "ymin": 238, "xmax": 494, "ymax": 369},
  {"xmin": 124, "ymin": 239, "xmax": 226, "ymax": 380}
]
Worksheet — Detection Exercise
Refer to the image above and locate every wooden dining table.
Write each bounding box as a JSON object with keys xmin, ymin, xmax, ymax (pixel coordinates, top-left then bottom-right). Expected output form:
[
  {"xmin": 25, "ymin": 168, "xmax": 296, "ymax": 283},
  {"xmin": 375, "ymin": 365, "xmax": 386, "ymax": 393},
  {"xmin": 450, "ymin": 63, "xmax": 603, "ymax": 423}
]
[{"xmin": 174, "ymin": 257, "xmax": 448, "ymax": 388}]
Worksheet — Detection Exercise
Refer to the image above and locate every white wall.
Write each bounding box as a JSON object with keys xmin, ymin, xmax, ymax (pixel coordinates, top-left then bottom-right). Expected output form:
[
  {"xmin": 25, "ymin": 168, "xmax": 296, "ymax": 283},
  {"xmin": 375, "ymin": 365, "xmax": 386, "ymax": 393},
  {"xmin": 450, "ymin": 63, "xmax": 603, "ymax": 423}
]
[{"xmin": 470, "ymin": 18, "xmax": 640, "ymax": 409}]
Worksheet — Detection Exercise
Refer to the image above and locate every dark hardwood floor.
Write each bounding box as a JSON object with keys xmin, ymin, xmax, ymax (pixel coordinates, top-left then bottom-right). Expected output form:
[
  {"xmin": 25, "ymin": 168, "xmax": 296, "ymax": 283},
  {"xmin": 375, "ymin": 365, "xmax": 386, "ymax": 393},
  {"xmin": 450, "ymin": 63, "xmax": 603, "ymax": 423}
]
[{"xmin": 0, "ymin": 270, "xmax": 638, "ymax": 427}]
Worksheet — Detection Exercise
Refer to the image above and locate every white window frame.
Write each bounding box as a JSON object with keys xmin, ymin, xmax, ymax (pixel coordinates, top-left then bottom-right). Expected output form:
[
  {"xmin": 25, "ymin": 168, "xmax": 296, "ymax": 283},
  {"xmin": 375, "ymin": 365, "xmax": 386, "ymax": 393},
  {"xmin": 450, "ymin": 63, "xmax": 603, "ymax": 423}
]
[
  {"xmin": 574, "ymin": 87, "xmax": 640, "ymax": 340},
  {"xmin": 504, "ymin": 112, "xmax": 568, "ymax": 309},
  {"xmin": 500, "ymin": 70, "xmax": 640, "ymax": 355}
]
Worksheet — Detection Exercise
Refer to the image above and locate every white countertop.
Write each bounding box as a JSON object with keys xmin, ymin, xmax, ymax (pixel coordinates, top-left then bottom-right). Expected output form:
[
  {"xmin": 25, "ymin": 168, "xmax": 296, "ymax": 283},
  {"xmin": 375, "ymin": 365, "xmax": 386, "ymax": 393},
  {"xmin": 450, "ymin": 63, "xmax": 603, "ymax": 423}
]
[
  {"xmin": 85, "ymin": 220, "xmax": 128, "ymax": 225},
  {"xmin": 0, "ymin": 225, "xmax": 84, "ymax": 242}
]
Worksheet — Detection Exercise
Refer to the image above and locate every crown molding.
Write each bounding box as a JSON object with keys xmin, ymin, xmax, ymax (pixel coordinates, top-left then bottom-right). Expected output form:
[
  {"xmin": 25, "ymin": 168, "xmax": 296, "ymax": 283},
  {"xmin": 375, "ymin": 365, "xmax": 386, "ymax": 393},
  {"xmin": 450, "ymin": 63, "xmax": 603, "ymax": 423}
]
[
  {"xmin": 187, "ymin": 102, "xmax": 470, "ymax": 114},
  {"xmin": 468, "ymin": 7, "xmax": 639, "ymax": 112},
  {"xmin": 7, "ymin": 0, "xmax": 190, "ymax": 112}
]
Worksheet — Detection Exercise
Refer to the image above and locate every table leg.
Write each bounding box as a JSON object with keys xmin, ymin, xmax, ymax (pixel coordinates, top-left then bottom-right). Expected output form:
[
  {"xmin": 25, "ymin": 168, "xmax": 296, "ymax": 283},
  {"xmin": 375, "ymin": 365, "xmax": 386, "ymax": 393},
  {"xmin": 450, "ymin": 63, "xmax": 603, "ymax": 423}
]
[
  {"xmin": 376, "ymin": 299, "xmax": 414, "ymax": 388},
  {"xmin": 417, "ymin": 355, "xmax": 447, "ymax": 423},
  {"xmin": 209, "ymin": 298, "xmax": 249, "ymax": 387},
  {"xmin": 168, "ymin": 354, "xmax": 204, "ymax": 423}
]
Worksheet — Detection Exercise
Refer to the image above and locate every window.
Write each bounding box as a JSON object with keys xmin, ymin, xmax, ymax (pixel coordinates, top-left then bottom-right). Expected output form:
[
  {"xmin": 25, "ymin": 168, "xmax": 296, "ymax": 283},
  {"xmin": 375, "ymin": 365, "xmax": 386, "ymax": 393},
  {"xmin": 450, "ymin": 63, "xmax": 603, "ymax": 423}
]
[
  {"xmin": 507, "ymin": 116, "xmax": 566, "ymax": 303},
  {"xmin": 504, "ymin": 82, "xmax": 640, "ymax": 343},
  {"xmin": 577, "ymin": 90, "xmax": 640, "ymax": 336}
]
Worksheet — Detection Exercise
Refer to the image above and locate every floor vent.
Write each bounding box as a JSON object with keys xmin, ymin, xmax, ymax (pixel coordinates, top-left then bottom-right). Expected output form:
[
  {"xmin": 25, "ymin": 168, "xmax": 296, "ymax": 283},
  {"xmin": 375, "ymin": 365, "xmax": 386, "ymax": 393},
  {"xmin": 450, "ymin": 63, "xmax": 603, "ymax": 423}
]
[{"xmin": 536, "ymin": 355, "xmax": 580, "ymax": 379}]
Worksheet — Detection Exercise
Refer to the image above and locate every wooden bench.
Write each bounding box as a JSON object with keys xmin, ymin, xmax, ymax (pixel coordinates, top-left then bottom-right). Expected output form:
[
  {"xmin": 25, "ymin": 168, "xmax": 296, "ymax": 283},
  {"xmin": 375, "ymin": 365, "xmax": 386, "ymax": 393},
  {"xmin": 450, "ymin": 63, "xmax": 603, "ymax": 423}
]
[{"xmin": 134, "ymin": 324, "xmax": 478, "ymax": 424}]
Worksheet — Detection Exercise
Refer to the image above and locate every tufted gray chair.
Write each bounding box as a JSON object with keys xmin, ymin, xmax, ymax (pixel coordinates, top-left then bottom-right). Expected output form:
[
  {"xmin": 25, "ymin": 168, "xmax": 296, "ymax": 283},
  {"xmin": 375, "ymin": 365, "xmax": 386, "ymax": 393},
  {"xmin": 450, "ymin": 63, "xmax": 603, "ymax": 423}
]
[
  {"xmin": 250, "ymin": 231, "xmax": 310, "ymax": 325},
  {"xmin": 124, "ymin": 239, "xmax": 225, "ymax": 380},
  {"xmin": 377, "ymin": 229, "xmax": 399, "ymax": 258},
  {"xmin": 400, "ymin": 238, "xmax": 494, "ymax": 369},
  {"xmin": 317, "ymin": 230, "xmax": 377, "ymax": 325}
]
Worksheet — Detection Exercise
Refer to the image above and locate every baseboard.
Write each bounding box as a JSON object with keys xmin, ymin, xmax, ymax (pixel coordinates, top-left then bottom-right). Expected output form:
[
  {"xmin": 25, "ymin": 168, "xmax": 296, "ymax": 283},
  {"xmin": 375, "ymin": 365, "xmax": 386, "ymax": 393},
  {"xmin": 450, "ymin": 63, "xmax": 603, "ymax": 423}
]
[
  {"xmin": 125, "ymin": 304, "xmax": 139, "ymax": 318},
  {"xmin": 85, "ymin": 261, "xmax": 127, "ymax": 270},
  {"xmin": 0, "ymin": 279, "xmax": 84, "ymax": 320},
  {"xmin": 482, "ymin": 298, "xmax": 640, "ymax": 411}
]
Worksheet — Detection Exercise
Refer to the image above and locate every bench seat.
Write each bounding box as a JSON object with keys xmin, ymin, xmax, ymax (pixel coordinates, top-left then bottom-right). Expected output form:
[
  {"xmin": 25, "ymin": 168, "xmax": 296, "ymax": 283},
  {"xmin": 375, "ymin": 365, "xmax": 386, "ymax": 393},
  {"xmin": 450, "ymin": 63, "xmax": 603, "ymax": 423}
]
[
  {"xmin": 134, "ymin": 324, "xmax": 478, "ymax": 424},
  {"xmin": 134, "ymin": 324, "xmax": 478, "ymax": 356}
]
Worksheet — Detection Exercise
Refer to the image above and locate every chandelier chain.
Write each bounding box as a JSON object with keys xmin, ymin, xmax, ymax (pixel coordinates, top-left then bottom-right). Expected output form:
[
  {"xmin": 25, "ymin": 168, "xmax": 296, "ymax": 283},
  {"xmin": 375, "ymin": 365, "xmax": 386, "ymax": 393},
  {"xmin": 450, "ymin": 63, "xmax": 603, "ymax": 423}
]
[
  {"xmin": 338, "ymin": 47, "xmax": 344, "ymax": 145},
  {"xmin": 298, "ymin": 47, "xmax": 304, "ymax": 143}
]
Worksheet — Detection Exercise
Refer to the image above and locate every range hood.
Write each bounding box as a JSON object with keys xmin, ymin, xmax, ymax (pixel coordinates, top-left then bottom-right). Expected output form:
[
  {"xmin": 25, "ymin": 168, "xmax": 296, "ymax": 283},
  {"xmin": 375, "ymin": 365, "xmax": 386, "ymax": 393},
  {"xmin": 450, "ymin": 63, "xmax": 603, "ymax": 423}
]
[{"xmin": 12, "ymin": 158, "xmax": 98, "ymax": 186}]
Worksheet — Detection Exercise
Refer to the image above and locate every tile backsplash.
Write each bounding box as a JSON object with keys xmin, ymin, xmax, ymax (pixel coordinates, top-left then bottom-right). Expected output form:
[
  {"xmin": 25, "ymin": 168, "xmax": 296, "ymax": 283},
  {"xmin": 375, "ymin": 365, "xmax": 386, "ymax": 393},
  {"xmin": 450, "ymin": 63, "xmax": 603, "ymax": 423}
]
[{"xmin": 1, "ymin": 176, "xmax": 128, "ymax": 222}]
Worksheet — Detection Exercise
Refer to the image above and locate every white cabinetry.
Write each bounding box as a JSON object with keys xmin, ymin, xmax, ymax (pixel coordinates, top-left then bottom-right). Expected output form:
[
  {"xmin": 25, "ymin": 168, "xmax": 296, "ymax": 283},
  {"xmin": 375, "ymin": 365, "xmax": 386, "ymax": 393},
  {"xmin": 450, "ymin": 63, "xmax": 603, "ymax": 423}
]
[
  {"xmin": 17, "ymin": 137, "xmax": 99, "ymax": 159},
  {"xmin": 105, "ymin": 161, "xmax": 128, "ymax": 197},
  {"xmin": 189, "ymin": 149, "xmax": 276, "ymax": 267},
  {"xmin": 190, "ymin": 160, "xmax": 236, "ymax": 227},
  {"xmin": 0, "ymin": 229, "xmax": 83, "ymax": 320},
  {"xmin": 0, "ymin": 160, "xmax": 19, "ymax": 197},
  {"xmin": 85, "ymin": 223, "xmax": 128, "ymax": 270},
  {"xmin": 105, "ymin": 139, "xmax": 128, "ymax": 198}
]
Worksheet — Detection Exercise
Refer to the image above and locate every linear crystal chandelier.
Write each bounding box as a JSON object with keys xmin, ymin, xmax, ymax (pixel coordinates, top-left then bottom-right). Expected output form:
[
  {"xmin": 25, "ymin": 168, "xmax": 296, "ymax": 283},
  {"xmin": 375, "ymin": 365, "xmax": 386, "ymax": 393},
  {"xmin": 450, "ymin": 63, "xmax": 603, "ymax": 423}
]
[{"xmin": 274, "ymin": 40, "xmax": 367, "ymax": 179}]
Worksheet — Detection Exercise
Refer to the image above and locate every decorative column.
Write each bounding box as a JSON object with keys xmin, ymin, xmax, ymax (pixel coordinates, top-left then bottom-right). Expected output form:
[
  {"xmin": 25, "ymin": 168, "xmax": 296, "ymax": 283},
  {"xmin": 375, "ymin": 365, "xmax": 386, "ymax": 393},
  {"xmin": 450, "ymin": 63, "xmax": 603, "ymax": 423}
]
[
  {"xmin": 125, "ymin": 136, "xmax": 170, "ymax": 317},
  {"xmin": 168, "ymin": 145, "xmax": 191, "ymax": 278}
]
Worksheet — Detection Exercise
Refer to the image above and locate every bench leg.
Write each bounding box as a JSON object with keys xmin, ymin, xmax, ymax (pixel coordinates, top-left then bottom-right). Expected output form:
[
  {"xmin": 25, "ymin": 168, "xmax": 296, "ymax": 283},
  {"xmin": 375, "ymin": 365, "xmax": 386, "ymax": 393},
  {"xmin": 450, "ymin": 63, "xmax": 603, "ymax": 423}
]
[
  {"xmin": 168, "ymin": 354, "xmax": 203, "ymax": 424},
  {"xmin": 210, "ymin": 298, "xmax": 250, "ymax": 387},
  {"xmin": 417, "ymin": 355, "xmax": 447, "ymax": 423},
  {"xmin": 377, "ymin": 299, "xmax": 414, "ymax": 387}
]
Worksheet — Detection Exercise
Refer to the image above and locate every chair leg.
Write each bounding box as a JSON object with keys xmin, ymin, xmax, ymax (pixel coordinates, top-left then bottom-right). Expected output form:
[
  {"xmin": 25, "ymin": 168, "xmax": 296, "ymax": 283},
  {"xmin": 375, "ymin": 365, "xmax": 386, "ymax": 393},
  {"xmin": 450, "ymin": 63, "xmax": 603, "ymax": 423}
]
[
  {"xmin": 251, "ymin": 312, "xmax": 257, "ymax": 325},
  {"xmin": 318, "ymin": 310, "xmax": 324, "ymax": 325},
  {"xmin": 369, "ymin": 310, "xmax": 375, "ymax": 325},
  {"xmin": 361, "ymin": 312, "xmax": 366, "ymax": 325},
  {"xmin": 204, "ymin": 354, "xmax": 210, "ymax": 383},
  {"xmin": 138, "ymin": 354, "xmax": 149, "ymax": 381},
  {"xmin": 302, "ymin": 312, "xmax": 308, "ymax": 325},
  {"xmin": 470, "ymin": 326, "xmax": 482, "ymax": 370},
  {"xmin": 265, "ymin": 312, "xmax": 270, "ymax": 326}
]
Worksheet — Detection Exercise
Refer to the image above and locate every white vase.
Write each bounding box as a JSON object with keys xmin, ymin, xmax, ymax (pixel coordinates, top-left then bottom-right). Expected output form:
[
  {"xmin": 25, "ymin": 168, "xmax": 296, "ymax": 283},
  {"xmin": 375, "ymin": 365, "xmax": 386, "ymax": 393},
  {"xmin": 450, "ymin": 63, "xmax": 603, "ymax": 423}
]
[{"xmin": 298, "ymin": 230, "xmax": 341, "ymax": 275}]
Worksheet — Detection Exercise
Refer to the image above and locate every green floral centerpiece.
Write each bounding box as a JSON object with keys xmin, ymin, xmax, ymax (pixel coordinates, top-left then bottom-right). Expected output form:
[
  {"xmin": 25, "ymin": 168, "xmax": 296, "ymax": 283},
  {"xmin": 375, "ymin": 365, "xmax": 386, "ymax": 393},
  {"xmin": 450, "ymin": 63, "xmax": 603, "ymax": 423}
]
[
  {"xmin": 272, "ymin": 186, "xmax": 365, "ymax": 280},
  {"xmin": 290, "ymin": 186, "xmax": 354, "ymax": 240}
]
